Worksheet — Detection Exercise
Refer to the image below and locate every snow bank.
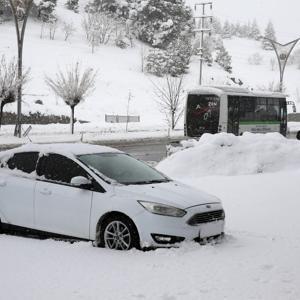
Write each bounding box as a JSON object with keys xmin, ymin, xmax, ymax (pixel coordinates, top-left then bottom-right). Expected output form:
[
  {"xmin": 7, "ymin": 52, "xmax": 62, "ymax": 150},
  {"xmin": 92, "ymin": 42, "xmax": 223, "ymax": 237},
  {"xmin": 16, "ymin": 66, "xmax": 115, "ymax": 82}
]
[{"xmin": 158, "ymin": 132, "xmax": 300, "ymax": 177}]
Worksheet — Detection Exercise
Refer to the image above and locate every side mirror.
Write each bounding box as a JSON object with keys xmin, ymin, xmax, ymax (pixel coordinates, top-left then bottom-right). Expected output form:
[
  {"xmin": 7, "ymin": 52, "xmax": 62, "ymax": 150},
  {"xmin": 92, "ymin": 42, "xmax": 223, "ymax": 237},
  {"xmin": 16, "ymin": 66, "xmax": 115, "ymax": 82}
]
[{"xmin": 70, "ymin": 176, "xmax": 92, "ymax": 188}]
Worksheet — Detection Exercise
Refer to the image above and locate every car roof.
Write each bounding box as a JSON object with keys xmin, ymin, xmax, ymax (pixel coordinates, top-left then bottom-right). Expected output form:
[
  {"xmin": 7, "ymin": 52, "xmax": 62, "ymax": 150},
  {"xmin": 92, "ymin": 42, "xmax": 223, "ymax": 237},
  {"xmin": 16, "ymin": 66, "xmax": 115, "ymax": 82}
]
[{"xmin": 0, "ymin": 143, "xmax": 121, "ymax": 159}]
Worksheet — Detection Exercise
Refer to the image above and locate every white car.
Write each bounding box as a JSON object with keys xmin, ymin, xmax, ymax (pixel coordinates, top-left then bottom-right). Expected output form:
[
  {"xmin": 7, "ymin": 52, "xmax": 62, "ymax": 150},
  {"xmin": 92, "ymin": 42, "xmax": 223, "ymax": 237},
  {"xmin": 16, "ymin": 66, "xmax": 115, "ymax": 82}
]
[{"xmin": 0, "ymin": 143, "xmax": 225, "ymax": 250}]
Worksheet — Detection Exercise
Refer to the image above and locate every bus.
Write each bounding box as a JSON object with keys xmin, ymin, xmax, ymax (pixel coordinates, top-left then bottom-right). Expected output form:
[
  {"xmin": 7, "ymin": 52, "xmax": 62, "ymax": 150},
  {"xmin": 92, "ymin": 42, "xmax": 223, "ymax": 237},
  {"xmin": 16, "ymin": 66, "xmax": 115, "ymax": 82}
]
[{"xmin": 184, "ymin": 86, "xmax": 287, "ymax": 137}]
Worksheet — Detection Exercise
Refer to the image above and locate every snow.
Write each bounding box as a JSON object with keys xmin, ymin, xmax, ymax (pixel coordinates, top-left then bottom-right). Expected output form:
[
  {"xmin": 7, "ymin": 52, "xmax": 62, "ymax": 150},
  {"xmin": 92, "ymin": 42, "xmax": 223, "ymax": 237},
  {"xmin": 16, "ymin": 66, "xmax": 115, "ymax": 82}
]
[
  {"xmin": 0, "ymin": 142, "xmax": 120, "ymax": 158},
  {"xmin": 0, "ymin": 1, "xmax": 299, "ymax": 140},
  {"xmin": 157, "ymin": 132, "xmax": 300, "ymax": 176},
  {"xmin": 1, "ymin": 3, "xmax": 300, "ymax": 299},
  {"xmin": 1, "ymin": 133, "xmax": 300, "ymax": 299}
]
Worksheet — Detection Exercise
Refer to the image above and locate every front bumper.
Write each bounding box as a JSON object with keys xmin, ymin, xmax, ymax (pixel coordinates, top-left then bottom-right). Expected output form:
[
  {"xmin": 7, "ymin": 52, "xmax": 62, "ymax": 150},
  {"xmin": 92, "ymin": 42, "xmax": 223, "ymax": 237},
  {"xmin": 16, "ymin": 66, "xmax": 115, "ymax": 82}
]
[{"xmin": 134, "ymin": 202, "xmax": 225, "ymax": 248}]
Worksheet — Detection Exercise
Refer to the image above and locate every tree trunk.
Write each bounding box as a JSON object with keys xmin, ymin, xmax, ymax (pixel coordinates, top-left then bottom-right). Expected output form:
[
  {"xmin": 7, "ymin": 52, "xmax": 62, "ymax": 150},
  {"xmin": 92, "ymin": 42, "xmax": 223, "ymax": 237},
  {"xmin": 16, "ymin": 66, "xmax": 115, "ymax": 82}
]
[
  {"xmin": 0, "ymin": 103, "xmax": 4, "ymax": 129},
  {"xmin": 171, "ymin": 111, "xmax": 175, "ymax": 130},
  {"xmin": 70, "ymin": 105, "xmax": 75, "ymax": 134}
]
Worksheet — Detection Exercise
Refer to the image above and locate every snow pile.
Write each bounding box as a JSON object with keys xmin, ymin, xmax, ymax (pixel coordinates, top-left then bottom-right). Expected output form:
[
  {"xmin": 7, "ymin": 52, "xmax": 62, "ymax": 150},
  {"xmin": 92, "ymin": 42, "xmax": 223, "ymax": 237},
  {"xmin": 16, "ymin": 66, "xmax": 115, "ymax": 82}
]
[{"xmin": 158, "ymin": 132, "xmax": 300, "ymax": 177}]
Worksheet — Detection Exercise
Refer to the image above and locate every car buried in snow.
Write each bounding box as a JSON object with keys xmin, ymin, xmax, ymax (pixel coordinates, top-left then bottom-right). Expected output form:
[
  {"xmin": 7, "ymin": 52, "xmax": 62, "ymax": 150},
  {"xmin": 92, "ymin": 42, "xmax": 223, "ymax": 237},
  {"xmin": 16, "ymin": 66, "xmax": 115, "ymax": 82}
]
[{"xmin": 0, "ymin": 143, "xmax": 225, "ymax": 250}]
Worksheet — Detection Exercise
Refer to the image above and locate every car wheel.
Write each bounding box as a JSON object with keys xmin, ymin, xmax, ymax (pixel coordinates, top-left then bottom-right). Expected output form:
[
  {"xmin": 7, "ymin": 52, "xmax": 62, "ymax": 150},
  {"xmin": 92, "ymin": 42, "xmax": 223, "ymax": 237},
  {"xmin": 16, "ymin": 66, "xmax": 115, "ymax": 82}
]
[{"xmin": 100, "ymin": 215, "xmax": 140, "ymax": 250}]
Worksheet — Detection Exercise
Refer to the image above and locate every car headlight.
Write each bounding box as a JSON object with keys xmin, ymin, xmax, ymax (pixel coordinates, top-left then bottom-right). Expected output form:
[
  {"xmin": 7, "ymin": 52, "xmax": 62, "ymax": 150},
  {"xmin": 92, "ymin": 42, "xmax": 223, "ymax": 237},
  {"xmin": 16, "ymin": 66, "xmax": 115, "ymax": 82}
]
[{"xmin": 138, "ymin": 201, "xmax": 186, "ymax": 217}]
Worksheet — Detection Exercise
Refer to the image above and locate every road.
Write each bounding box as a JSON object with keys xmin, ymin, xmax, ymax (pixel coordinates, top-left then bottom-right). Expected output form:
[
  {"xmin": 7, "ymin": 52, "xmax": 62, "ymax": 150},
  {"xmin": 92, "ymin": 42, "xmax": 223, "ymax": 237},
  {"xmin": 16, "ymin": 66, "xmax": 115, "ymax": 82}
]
[
  {"xmin": 0, "ymin": 137, "xmax": 185, "ymax": 163},
  {"xmin": 92, "ymin": 137, "xmax": 184, "ymax": 162}
]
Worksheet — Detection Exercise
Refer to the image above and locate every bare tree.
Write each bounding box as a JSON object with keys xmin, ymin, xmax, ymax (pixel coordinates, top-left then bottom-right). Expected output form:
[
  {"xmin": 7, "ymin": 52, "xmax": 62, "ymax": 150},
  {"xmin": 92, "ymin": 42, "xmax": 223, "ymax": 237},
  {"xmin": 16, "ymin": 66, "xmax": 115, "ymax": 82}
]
[
  {"xmin": 270, "ymin": 58, "xmax": 276, "ymax": 71},
  {"xmin": 62, "ymin": 21, "xmax": 76, "ymax": 41},
  {"xmin": 82, "ymin": 13, "xmax": 115, "ymax": 53},
  {"xmin": 151, "ymin": 75, "xmax": 185, "ymax": 130},
  {"xmin": 140, "ymin": 44, "xmax": 146, "ymax": 72},
  {"xmin": 45, "ymin": 63, "xmax": 97, "ymax": 134},
  {"xmin": 8, "ymin": 0, "xmax": 33, "ymax": 137},
  {"xmin": 0, "ymin": 55, "xmax": 29, "ymax": 128},
  {"xmin": 248, "ymin": 53, "xmax": 263, "ymax": 65},
  {"xmin": 48, "ymin": 18, "xmax": 58, "ymax": 40},
  {"xmin": 257, "ymin": 81, "xmax": 285, "ymax": 93}
]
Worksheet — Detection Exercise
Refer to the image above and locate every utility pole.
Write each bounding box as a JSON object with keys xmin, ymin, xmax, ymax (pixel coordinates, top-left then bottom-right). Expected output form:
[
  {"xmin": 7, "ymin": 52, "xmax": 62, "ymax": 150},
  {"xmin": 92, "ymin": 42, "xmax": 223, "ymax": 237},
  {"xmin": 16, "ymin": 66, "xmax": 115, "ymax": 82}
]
[
  {"xmin": 262, "ymin": 37, "xmax": 300, "ymax": 92},
  {"xmin": 193, "ymin": 2, "xmax": 213, "ymax": 85},
  {"xmin": 9, "ymin": 0, "xmax": 33, "ymax": 137},
  {"xmin": 126, "ymin": 91, "xmax": 132, "ymax": 132}
]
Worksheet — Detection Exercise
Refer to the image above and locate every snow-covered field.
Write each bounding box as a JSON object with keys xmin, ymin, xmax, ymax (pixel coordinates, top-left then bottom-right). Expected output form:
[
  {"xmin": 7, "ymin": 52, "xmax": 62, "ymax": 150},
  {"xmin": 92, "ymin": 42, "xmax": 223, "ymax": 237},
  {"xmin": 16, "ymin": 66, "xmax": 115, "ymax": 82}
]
[{"xmin": 1, "ymin": 133, "xmax": 300, "ymax": 300}]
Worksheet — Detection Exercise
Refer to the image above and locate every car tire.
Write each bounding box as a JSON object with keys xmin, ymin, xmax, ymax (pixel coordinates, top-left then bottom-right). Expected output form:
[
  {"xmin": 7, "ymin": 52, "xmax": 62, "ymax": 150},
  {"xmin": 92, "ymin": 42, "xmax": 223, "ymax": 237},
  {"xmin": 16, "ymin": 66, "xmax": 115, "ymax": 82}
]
[
  {"xmin": 99, "ymin": 215, "xmax": 140, "ymax": 250},
  {"xmin": 297, "ymin": 131, "xmax": 300, "ymax": 140}
]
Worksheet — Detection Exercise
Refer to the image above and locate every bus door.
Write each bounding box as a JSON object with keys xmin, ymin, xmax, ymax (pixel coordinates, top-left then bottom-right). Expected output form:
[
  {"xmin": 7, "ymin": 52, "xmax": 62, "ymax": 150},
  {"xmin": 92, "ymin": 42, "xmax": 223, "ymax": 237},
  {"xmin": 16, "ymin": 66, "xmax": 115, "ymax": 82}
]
[
  {"xmin": 279, "ymin": 99, "xmax": 287, "ymax": 136},
  {"xmin": 228, "ymin": 96, "xmax": 240, "ymax": 135}
]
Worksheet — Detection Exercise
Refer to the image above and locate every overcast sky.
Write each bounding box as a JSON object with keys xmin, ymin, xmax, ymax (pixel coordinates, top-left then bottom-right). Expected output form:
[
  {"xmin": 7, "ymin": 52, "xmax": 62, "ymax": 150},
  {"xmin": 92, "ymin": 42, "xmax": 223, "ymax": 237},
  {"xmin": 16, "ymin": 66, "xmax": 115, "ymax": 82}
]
[{"xmin": 188, "ymin": 0, "xmax": 300, "ymax": 43}]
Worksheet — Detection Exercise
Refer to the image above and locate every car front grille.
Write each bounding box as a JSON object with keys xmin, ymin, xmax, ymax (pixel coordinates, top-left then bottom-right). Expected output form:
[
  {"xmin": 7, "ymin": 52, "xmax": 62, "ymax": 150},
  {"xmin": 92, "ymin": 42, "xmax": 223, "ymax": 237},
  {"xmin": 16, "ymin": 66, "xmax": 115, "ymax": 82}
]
[{"xmin": 187, "ymin": 210, "xmax": 225, "ymax": 226}]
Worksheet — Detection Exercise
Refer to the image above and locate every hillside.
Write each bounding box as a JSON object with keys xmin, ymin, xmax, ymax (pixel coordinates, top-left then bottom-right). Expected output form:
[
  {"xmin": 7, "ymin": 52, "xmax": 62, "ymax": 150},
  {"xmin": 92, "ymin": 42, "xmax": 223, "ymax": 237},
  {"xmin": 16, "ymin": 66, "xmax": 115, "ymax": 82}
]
[{"xmin": 0, "ymin": 0, "xmax": 299, "ymax": 135}]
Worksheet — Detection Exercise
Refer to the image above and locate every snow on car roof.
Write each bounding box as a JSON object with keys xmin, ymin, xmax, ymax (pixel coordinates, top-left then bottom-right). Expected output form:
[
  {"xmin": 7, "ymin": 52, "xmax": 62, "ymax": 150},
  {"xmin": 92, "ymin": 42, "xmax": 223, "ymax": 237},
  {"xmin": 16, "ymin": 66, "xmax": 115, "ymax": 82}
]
[{"xmin": 0, "ymin": 143, "xmax": 121, "ymax": 158}]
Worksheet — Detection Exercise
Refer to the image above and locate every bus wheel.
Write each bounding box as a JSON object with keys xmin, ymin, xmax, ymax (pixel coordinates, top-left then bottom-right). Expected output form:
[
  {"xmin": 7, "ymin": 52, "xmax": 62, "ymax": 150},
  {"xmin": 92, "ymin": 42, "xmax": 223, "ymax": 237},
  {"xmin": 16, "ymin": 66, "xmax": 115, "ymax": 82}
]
[{"xmin": 297, "ymin": 131, "xmax": 300, "ymax": 140}]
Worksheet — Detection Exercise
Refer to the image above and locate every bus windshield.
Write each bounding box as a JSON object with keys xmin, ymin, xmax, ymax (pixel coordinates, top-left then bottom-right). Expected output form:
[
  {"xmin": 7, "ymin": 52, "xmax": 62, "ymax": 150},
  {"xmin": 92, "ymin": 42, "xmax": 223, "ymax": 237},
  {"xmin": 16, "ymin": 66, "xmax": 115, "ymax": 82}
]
[{"xmin": 186, "ymin": 94, "xmax": 220, "ymax": 137}]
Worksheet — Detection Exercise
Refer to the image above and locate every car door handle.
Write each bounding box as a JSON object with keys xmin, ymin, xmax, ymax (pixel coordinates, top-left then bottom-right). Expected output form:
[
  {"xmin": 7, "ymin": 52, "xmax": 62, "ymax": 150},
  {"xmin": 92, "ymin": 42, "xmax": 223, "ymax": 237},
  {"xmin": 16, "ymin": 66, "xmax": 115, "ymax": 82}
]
[
  {"xmin": 0, "ymin": 180, "xmax": 6, "ymax": 187},
  {"xmin": 40, "ymin": 188, "xmax": 52, "ymax": 196}
]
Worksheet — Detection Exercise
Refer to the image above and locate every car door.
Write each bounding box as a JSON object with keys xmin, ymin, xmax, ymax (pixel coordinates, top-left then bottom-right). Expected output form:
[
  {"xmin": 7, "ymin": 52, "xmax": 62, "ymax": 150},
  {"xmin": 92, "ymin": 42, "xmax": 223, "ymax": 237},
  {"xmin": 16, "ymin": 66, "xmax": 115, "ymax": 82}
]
[
  {"xmin": 0, "ymin": 152, "xmax": 38, "ymax": 228},
  {"xmin": 34, "ymin": 153, "xmax": 93, "ymax": 239}
]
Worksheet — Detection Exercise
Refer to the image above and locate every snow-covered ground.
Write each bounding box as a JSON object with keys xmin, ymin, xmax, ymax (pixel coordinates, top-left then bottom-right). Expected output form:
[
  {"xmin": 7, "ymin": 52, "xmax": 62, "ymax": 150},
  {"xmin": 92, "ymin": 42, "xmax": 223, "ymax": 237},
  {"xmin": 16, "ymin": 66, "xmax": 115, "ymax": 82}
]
[
  {"xmin": 0, "ymin": 0, "xmax": 299, "ymax": 141},
  {"xmin": 1, "ymin": 133, "xmax": 300, "ymax": 299}
]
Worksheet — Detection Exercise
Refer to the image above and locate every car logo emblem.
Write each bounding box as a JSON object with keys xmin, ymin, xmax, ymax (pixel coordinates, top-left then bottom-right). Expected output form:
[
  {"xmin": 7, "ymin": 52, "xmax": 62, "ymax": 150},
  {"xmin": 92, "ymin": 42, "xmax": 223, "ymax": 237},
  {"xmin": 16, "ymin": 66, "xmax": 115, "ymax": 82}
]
[{"xmin": 206, "ymin": 205, "xmax": 211, "ymax": 209}]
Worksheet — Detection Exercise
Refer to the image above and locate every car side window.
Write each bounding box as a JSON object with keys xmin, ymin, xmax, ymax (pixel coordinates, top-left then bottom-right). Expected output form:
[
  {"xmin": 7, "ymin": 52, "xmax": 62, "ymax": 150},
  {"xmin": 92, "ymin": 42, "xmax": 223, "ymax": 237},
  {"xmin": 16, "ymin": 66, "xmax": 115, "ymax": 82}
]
[
  {"xmin": 5, "ymin": 152, "xmax": 39, "ymax": 174},
  {"xmin": 37, "ymin": 153, "xmax": 89, "ymax": 185}
]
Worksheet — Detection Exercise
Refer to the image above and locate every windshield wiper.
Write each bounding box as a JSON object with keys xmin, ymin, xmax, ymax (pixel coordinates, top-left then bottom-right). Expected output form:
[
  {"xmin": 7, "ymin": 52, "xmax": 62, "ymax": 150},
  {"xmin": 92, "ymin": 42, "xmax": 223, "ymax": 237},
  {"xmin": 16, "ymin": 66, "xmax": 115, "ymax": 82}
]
[{"xmin": 124, "ymin": 179, "xmax": 170, "ymax": 185}]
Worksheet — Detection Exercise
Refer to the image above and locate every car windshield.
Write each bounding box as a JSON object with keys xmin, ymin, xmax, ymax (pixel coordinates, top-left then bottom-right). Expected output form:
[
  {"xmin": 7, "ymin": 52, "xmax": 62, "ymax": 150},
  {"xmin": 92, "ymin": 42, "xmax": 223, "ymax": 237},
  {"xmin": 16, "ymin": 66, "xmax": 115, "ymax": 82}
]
[{"xmin": 77, "ymin": 153, "xmax": 170, "ymax": 185}]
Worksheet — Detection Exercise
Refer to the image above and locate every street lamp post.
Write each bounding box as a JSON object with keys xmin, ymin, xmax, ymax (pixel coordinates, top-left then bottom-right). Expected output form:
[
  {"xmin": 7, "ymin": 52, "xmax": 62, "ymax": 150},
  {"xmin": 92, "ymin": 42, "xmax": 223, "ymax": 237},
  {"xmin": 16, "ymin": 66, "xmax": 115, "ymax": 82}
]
[
  {"xmin": 9, "ymin": 0, "xmax": 33, "ymax": 137},
  {"xmin": 262, "ymin": 37, "xmax": 300, "ymax": 92}
]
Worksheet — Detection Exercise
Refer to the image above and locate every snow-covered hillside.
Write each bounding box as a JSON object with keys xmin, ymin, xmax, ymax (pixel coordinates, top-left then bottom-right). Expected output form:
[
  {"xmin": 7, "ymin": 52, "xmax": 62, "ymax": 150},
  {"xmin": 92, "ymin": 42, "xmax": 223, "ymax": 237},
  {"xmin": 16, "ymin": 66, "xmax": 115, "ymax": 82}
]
[{"xmin": 0, "ymin": 0, "xmax": 299, "ymax": 136}]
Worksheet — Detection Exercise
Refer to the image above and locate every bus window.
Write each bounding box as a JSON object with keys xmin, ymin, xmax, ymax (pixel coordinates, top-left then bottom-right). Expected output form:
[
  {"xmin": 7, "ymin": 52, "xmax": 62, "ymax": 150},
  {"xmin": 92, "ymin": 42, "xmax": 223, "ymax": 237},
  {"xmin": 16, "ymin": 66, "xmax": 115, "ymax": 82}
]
[
  {"xmin": 267, "ymin": 98, "xmax": 280, "ymax": 121},
  {"xmin": 186, "ymin": 94, "xmax": 220, "ymax": 137},
  {"xmin": 255, "ymin": 98, "xmax": 267, "ymax": 120},
  {"xmin": 239, "ymin": 97, "xmax": 281, "ymax": 122}
]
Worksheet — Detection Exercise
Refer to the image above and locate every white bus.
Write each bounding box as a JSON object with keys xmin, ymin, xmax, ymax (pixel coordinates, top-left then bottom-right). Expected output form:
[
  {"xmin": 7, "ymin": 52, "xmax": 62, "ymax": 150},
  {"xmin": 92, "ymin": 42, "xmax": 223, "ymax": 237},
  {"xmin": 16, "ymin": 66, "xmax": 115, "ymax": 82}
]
[{"xmin": 184, "ymin": 86, "xmax": 287, "ymax": 137}]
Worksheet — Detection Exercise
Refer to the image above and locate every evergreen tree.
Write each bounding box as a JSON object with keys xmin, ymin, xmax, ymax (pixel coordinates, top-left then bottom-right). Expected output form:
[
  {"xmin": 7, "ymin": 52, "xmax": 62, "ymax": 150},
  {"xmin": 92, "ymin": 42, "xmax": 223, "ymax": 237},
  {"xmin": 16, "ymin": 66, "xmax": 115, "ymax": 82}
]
[
  {"xmin": 250, "ymin": 19, "xmax": 261, "ymax": 40},
  {"xmin": 65, "ymin": 0, "xmax": 79, "ymax": 13},
  {"xmin": 211, "ymin": 17, "xmax": 222, "ymax": 35},
  {"xmin": 85, "ymin": 0, "xmax": 137, "ymax": 19},
  {"xmin": 235, "ymin": 22, "xmax": 242, "ymax": 37},
  {"xmin": 0, "ymin": 0, "xmax": 11, "ymax": 20},
  {"xmin": 262, "ymin": 21, "xmax": 276, "ymax": 50},
  {"xmin": 146, "ymin": 37, "xmax": 192, "ymax": 77},
  {"xmin": 240, "ymin": 22, "xmax": 251, "ymax": 38},
  {"xmin": 146, "ymin": 49, "xmax": 168, "ymax": 77},
  {"xmin": 215, "ymin": 43, "xmax": 232, "ymax": 73},
  {"xmin": 134, "ymin": 0, "xmax": 193, "ymax": 49},
  {"xmin": 166, "ymin": 37, "xmax": 192, "ymax": 76},
  {"xmin": 37, "ymin": 0, "xmax": 57, "ymax": 22},
  {"xmin": 222, "ymin": 20, "xmax": 232, "ymax": 39}
]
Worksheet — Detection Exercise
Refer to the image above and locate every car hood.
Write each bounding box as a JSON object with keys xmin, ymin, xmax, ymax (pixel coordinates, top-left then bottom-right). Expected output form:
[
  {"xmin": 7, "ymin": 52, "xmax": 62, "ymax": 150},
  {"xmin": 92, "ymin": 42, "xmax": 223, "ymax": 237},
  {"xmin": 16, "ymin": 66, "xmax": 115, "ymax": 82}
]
[{"xmin": 114, "ymin": 181, "xmax": 221, "ymax": 209}]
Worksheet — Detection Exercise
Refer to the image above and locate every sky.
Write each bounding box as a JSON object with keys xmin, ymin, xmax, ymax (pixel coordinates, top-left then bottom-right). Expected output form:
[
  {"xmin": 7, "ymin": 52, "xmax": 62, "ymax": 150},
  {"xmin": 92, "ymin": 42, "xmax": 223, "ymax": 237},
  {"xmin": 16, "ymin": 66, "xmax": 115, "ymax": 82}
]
[{"xmin": 188, "ymin": 0, "xmax": 300, "ymax": 43}]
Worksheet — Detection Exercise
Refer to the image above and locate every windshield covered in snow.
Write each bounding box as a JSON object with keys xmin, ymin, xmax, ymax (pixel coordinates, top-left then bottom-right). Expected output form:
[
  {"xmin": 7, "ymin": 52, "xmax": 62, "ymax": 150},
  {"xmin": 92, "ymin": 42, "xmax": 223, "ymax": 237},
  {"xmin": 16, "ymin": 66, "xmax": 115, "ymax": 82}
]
[{"xmin": 77, "ymin": 153, "xmax": 169, "ymax": 185}]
